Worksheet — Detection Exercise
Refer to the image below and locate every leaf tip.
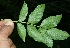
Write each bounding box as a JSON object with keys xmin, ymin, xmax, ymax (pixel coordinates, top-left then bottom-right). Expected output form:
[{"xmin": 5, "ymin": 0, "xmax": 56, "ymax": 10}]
[
  {"xmin": 56, "ymin": 14, "xmax": 62, "ymax": 19},
  {"xmin": 24, "ymin": 1, "xmax": 25, "ymax": 3},
  {"xmin": 23, "ymin": 37, "xmax": 26, "ymax": 42},
  {"xmin": 41, "ymin": 4, "xmax": 45, "ymax": 8}
]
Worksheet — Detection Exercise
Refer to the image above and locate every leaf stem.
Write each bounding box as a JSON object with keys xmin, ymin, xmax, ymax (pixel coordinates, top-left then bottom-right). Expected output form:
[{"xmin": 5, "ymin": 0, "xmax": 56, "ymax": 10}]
[
  {"xmin": 13, "ymin": 21, "xmax": 40, "ymax": 27},
  {"xmin": 13, "ymin": 21, "xmax": 18, "ymax": 22},
  {"xmin": 21, "ymin": 22, "xmax": 26, "ymax": 23},
  {"xmin": 13, "ymin": 21, "xmax": 26, "ymax": 23}
]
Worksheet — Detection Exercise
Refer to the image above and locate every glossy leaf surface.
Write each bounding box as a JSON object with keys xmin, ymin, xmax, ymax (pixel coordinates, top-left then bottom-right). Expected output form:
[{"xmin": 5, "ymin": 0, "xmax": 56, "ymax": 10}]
[
  {"xmin": 19, "ymin": 1, "xmax": 28, "ymax": 22},
  {"xmin": 40, "ymin": 15, "xmax": 62, "ymax": 29},
  {"xmin": 17, "ymin": 23, "xmax": 26, "ymax": 42},
  {"xmin": 28, "ymin": 4, "xmax": 45, "ymax": 24}
]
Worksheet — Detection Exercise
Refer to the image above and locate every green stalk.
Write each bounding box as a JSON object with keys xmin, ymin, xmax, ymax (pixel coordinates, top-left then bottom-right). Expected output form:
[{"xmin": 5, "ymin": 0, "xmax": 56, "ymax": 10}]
[{"xmin": 13, "ymin": 21, "xmax": 40, "ymax": 27}]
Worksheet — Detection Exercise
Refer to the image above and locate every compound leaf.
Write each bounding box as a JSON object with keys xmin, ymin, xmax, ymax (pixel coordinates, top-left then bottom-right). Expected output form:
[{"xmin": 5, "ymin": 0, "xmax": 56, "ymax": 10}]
[
  {"xmin": 40, "ymin": 15, "xmax": 62, "ymax": 29},
  {"xmin": 17, "ymin": 23, "xmax": 26, "ymax": 42},
  {"xmin": 28, "ymin": 4, "xmax": 45, "ymax": 24},
  {"xmin": 46, "ymin": 28, "xmax": 70, "ymax": 40},
  {"xmin": 27, "ymin": 24, "xmax": 43, "ymax": 42},
  {"xmin": 19, "ymin": 1, "xmax": 28, "ymax": 22}
]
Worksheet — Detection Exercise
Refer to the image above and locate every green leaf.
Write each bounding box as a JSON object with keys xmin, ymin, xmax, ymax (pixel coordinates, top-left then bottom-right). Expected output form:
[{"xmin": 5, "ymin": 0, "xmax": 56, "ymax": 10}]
[
  {"xmin": 40, "ymin": 14, "xmax": 62, "ymax": 29},
  {"xmin": 17, "ymin": 23, "xmax": 26, "ymax": 42},
  {"xmin": 38, "ymin": 27, "xmax": 53, "ymax": 48},
  {"xmin": 43, "ymin": 36, "xmax": 53, "ymax": 48},
  {"xmin": 28, "ymin": 4, "xmax": 45, "ymax": 24},
  {"xmin": 46, "ymin": 28, "xmax": 70, "ymax": 40},
  {"xmin": 27, "ymin": 24, "xmax": 43, "ymax": 42},
  {"xmin": 19, "ymin": 1, "xmax": 28, "ymax": 22},
  {"xmin": 27, "ymin": 25, "xmax": 53, "ymax": 47},
  {"xmin": 38, "ymin": 27, "xmax": 47, "ymax": 35}
]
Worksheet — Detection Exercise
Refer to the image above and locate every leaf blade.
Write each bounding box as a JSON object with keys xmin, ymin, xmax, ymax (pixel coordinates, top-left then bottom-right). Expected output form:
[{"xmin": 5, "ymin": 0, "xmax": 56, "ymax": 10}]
[
  {"xmin": 46, "ymin": 28, "xmax": 70, "ymax": 40},
  {"xmin": 43, "ymin": 36, "xmax": 53, "ymax": 48},
  {"xmin": 28, "ymin": 4, "xmax": 45, "ymax": 24},
  {"xmin": 38, "ymin": 27, "xmax": 53, "ymax": 48},
  {"xmin": 27, "ymin": 25, "xmax": 43, "ymax": 42},
  {"xmin": 40, "ymin": 14, "xmax": 62, "ymax": 29},
  {"xmin": 19, "ymin": 1, "xmax": 28, "ymax": 22},
  {"xmin": 17, "ymin": 23, "xmax": 26, "ymax": 42}
]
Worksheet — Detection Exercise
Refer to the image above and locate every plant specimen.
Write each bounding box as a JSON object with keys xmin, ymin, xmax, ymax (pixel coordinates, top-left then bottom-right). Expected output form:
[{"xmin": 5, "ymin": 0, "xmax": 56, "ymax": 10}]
[{"xmin": 4, "ymin": 1, "xmax": 70, "ymax": 48}]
